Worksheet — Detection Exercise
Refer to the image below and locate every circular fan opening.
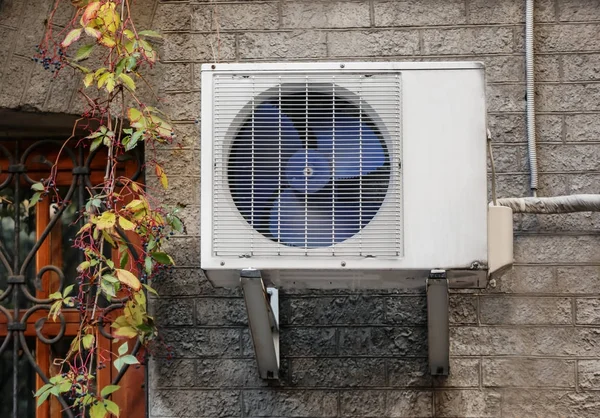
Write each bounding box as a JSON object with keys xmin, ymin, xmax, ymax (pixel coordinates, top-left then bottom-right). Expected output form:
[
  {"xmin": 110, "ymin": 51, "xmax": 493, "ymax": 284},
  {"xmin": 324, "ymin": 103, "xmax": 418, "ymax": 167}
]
[{"xmin": 228, "ymin": 88, "xmax": 390, "ymax": 248}]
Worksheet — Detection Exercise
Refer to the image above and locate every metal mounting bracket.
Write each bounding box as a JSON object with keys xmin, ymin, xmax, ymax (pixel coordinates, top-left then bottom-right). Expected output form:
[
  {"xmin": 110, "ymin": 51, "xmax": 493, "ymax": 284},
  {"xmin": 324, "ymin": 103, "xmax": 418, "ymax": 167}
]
[
  {"xmin": 427, "ymin": 269, "xmax": 450, "ymax": 376},
  {"xmin": 240, "ymin": 269, "xmax": 280, "ymax": 379}
]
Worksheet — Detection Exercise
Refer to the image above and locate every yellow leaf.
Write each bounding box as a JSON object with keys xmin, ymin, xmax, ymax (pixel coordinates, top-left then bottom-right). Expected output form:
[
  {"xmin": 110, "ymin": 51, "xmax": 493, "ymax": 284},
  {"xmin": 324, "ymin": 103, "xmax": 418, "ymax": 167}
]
[
  {"xmin": 83, "ymin": 73, "xmax": 94, "ymax": 88},
  {"xmin": 127, "ymin": 108, "xmax": 143, "ymax": 123},
  {"xmin": 106, "ymin": 75, "xmax": 116, "ymax": 93},
  {"xmin": 113, "ymin": 326, "xmax": 138, "ymax": 338},
  {"xmin": 97, "ymin": 2, "xmax": 120, "ymax": 33},
  {"xmin": 118, "ymin": 73, "xmax": 135, "ymax": 91},
  {"xmin": 118, "ymin": 216, "xmax": 136, "ymax": 231},
  {"xmin": 82, "ymin": 334, "xmax": 95, "ymax": 349},
  {"xmin": 97, "ymin": 72, "xmax": 110, "ymax": 88},
  {"xmin": 123, "ymin": 29, "xmax": 135, "ymax": 40},
  {"xmin": 115, "ymin": 269, "xmax": 141, "ymax": 291},
  {"xmin": 99, "ymin": 35, "xmax": 116, "ymax": 48},
  {"xmin": 84, "ymin": 26, "xmax": 101, "ymax": 39},
  {"xmin": 95, "ymin": 212, "xmax": 116, "ymax": 230},
  {"xmin": 95, "ymin": 67, "xmax": 107, "ymax": 78},
  {"xmin": 125, "ymin": 199, "xmax": 144, "ymax": 211},
  {"xmin": 155, "ymin": 164, "xmax": 168, "ymax": 189},
  {"xmin": 61, "ymin": 28, "xmax": 82, "ymax": 47},
  {"xmin": 101, "ymin": 229, "xmax": 116, "ymax": 248},
  {"xmin": 77, "ymin": 222, "xmax": 92, "ymax": 235}
]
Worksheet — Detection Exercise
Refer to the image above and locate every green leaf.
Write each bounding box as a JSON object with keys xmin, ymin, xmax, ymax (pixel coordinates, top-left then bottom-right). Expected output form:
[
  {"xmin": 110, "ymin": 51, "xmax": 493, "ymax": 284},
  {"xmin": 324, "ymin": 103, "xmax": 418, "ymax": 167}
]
[
  {"xmin": 62, "ymin": 28, "xmax": 83, "ymax": 47},
  {"xmin": 118, "ymin": 341, "xmax": 128, "ymax": 356},
  {"xmin": 102, "ymin": 274, "xmax": 119, "ymax": 284},
  {"xmin": 115, "ymin": 57, "xmax": 127, "ymax": 76},
  {"xmin": 169, "ymin": 215, "xmax": 183, "ymax": 233},
  {"xmin": 144, "ymin": 256, "xmax": 152, "ymax": 275},
  {"xmin": 124, "ymin": 130, "xmax": 143, "ymax": 151},
  {"xmin": 138, "ymin": 30, "xmax": 162, "ymax": 38},
  {"xmin": 125, "ymin": 56, "xmax": 137, "ymax": 72},
  {"xmin": 100, "ymin": 278, "xmax": 116, "ymax": 298},
  {"xmin": 35, "ymin": 383, "xmax": 53, "ymax": 397},
  {"xmin": 62, "ymin": 284, "xmax": 74, "ymax": 298},
  {"xmin": 74, "ymin": 44, "xmax": 95, "ymax": 61},
  {"xmin": 30, "ymin": 192, "xmax": 42, "ymax": 207},
  {"xmin": 49, "ymin": 291, "xmax": 62, "ymax": 300},
  {"xmin": 151, "ymin": 252, "xmax": 174, "ymax": 265},
  {"xmin": 118, "ymin": 73, "xmax": 136, "ymax": 91},
  {"xmin": 89, "ymin": 402, "xmax": 107, "ymax": 418},
  {"xmin": 121, "ymin": 354, "xmax": 139, "ymax": 365},
  {"xmin": 105, "ymin": 399, "xmax": 120, "ymax": 417},
  {"xmin": 87, "ymin": 130, "xmax": 104, "ymax": 139},
  {"xmin": 90, "ymin": 137, "xmax": 103, "ymax": 152},
  {"xmin": 114, "ymin": 354, "xmax": 139, "ymax": 371},
  {"xmin": 139, "ymin": 39, "xmax": 153, "ymax": 52},
  {"xmin": 142, "ymin": 283, "xmax": 159, "ymax": 296},
  {"xmin": 82, "ymin": 334, "xmax": 95, "ymax": 349},
  {"xmin": 101, "ymin": 385, "xmax": 120, "ymax": 398},
  {"xmin": 124, "ymin": 40, "xmax": 136, "ymax": 54},
  {"xmin": 36, "ymin": 388, "xmax": 52, "ymax": 406},
  {"xmin": 58, "ymin": 381, "xmax": 71, "ymax": 393},
  {"xmin": 119, "ymin": 250, "xmax": 129, "ymax": 269},
  {"xmin": 31, "ymin": 182, "xmax": 44, "ymax": 191}
]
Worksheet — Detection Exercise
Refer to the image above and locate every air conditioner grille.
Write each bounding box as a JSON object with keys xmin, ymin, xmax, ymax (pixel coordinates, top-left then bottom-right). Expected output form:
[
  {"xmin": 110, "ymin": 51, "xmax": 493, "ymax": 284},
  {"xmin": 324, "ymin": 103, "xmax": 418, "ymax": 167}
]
[{"xmin": 212, "ymin": 73, "xmax": 402, "ymax": 258}]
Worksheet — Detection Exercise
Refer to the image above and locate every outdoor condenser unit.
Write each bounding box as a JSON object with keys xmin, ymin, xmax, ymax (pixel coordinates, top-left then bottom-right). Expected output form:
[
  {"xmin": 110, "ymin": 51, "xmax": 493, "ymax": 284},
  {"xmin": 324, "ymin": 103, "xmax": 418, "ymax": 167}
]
[{"xmin": 200, "ymin": 62, "xmax": 513, "ymax": 378}]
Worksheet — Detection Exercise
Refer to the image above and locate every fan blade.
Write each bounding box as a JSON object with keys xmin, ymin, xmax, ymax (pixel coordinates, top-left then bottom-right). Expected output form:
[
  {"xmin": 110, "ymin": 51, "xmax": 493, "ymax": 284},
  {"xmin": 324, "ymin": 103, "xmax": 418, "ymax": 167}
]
[
  {"xmin": 229, "ymin": 103, "xmax": 302, "ymax": 225},
  {"xmin": 312, "ymin": 114, "xmax": 386, "ymax": 179},
  {"xmin": 269, "ymin": 189, "xmax": 362, "ymax": 247}
]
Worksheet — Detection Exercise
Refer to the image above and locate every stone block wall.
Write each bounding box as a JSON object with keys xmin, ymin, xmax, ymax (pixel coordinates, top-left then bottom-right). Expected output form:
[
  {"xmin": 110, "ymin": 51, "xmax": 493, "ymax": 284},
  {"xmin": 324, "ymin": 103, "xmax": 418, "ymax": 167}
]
[{"xmin": 1, "ymin": 0, "xmax": 600, "ymax": 416}]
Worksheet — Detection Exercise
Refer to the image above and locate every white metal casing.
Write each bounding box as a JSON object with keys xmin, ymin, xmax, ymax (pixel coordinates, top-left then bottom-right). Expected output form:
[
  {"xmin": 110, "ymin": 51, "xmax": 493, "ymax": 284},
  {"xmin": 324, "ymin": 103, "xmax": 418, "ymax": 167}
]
[{"xmin": 201, "ymin": 62, "xmax": 492, "ymax": 288}]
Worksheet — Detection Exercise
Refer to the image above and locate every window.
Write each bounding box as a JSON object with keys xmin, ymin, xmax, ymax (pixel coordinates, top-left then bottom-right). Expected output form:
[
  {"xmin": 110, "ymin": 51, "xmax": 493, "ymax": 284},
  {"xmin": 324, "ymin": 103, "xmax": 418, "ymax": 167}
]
[{"xmin": 0, "ymin": 136, "xmax": 145, "ymax": 418}]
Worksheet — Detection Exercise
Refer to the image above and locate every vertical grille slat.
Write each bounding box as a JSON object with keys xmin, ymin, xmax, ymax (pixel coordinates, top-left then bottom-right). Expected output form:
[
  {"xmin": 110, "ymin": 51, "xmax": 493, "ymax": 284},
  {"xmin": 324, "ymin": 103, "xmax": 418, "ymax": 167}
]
[{"xmin": 212, "ymin": 72, "xmax": 402, "ymax": 258}]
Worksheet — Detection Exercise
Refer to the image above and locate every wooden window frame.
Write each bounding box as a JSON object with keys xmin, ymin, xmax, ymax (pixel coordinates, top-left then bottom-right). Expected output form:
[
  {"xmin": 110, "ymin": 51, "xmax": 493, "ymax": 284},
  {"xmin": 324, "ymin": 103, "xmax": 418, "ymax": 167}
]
[{"xmin": 0, "ymin": 141, "xmax": 145, "ymax": 418}]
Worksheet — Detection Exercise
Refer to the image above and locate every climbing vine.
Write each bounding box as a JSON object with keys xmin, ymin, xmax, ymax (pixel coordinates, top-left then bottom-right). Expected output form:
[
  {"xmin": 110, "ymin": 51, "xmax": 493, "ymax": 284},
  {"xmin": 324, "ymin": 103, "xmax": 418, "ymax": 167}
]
[{"xmin": 32, "ymin": 1, "xmax": 181, "ymax": 417}]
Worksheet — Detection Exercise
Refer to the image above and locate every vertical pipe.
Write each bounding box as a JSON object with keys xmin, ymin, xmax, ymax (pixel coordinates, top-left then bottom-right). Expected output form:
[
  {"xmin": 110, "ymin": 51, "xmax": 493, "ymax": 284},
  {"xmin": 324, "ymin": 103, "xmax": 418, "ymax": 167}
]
[{"xmin": 525, "ymin": 0, "xmax": 538, "ymax": 196}]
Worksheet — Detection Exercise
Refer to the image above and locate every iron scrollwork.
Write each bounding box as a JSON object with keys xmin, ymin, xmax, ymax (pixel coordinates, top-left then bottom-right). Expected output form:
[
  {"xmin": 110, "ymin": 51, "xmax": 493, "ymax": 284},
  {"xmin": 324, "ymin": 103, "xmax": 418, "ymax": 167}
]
[{"xmin": 0, "ymin": 139, "xmax": 143, "ymax": 418}]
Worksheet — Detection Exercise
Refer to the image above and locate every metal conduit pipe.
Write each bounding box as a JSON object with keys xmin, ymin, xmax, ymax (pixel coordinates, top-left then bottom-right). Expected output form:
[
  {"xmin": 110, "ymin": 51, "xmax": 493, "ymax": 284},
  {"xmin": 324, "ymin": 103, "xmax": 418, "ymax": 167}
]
[
  {"xmin": 526, "ymin": 0, "xmax": 539, "ymax": 196},
  {"xmin": 496, "ymin": 195, "xmax": 600, "ymax": 214}
]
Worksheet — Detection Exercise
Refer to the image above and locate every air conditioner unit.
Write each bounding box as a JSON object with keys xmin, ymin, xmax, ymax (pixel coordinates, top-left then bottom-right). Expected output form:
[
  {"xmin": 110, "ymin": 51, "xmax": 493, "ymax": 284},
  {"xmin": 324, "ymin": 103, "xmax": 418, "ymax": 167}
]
[{"xmin": 201, "ymin": 62, "xmax": 512, "ymax": 290}]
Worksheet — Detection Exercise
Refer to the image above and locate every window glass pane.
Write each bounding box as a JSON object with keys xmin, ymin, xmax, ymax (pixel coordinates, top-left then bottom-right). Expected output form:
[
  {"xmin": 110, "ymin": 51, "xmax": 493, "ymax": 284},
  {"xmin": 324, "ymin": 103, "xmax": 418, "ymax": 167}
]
[
  {"xmin": 0, "ymin": 338, "xmax": 36, "ymax": 418},
  {"xmin": 0, "ymin": 188, "xmax": 37, "ymax": 308}
]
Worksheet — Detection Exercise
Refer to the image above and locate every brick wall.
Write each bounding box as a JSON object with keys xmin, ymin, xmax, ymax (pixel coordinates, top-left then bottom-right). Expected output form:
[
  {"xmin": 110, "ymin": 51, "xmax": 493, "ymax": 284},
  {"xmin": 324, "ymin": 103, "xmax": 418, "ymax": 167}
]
[{"xmin": 2, "ymin": 0, "xmax": 600, "ymax": 416}]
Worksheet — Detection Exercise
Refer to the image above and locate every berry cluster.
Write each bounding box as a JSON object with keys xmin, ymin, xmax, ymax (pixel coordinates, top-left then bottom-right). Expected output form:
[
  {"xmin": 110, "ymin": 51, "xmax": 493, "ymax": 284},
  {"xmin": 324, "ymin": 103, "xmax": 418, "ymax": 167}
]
[{"xmin": 33, "ymin": 45, "xmax": 64, "ymax": 73}]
